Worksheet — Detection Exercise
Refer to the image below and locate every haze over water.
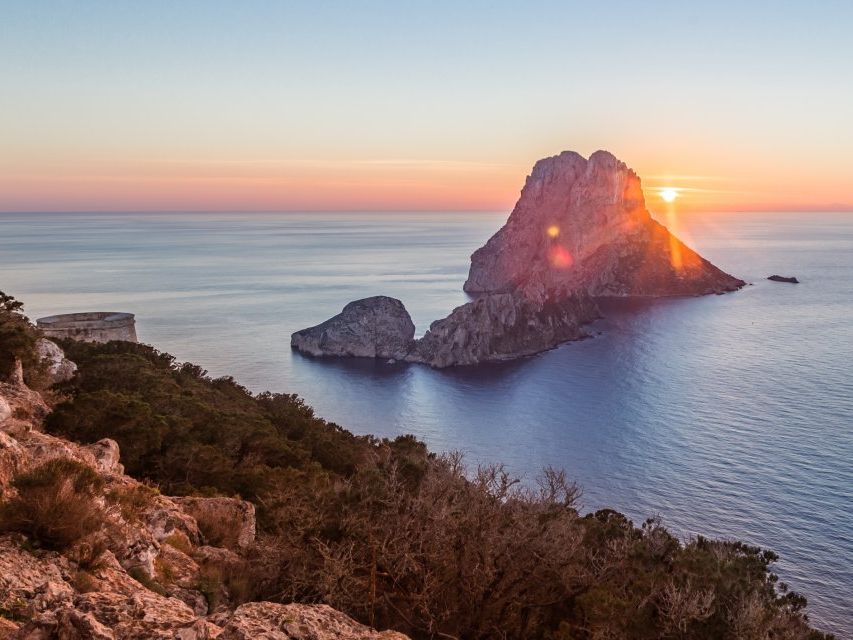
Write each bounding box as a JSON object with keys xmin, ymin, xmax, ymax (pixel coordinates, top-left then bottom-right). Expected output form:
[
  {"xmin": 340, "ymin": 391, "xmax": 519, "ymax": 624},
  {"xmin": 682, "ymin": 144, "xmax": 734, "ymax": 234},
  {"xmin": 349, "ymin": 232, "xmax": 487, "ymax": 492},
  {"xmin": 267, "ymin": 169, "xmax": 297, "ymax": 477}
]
[{"xmin": 1, "ymin": 211, "xmax": 851, "ymax": 635}]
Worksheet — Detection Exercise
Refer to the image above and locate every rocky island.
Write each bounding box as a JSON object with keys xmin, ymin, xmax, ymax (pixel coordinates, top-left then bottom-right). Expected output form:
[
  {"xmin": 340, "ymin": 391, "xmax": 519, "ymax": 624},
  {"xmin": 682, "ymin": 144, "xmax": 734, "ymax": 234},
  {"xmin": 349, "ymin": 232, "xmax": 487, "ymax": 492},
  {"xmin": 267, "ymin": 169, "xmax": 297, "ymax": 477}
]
[
  {"xmin": 768, "ymin": 274, "xmax": 799, "ymax": 283},
  {"xmin": 292, "ymin": 150, "xmax": 745, "ymax": 367}
]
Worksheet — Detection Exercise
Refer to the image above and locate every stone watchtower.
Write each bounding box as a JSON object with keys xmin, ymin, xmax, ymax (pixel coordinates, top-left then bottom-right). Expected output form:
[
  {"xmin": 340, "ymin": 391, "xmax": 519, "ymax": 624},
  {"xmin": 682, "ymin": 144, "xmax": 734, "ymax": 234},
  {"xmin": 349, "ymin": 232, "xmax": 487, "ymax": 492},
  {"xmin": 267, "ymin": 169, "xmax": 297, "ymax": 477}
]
[{"xmin": 36, "ymin": 312, "xmax": 138, "ymax": 343}]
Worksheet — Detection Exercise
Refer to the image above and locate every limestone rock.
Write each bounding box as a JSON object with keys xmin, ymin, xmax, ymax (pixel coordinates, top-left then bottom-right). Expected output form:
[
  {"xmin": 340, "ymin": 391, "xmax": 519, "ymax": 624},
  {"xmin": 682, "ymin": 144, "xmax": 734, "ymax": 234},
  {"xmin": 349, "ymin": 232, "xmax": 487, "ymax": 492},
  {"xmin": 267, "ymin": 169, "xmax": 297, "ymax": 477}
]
[
  {"xmin": 0, "ymin": 535, "xmax": 73, "ymax": 613},
  {"xmin": 83, "ymin": 439, "xmax": 123, "ymax": 475},
  {"xmin": 291, "ymin": 297, "xmax": 415, "ymax": 360},
  {"xmin": 218, "ymin": 603, "xmax": 409, "ymax": 640},
  {"xmin": 145, "ymin": 496, "xmax": 203, "ymax": 548},
  {"xmin": 0, "ymin": 379, "xmax": 49, "ymax": 432},
  {"xmin": 409, "ymin": 290, "xmax": 600, "ymax": 368},
  {"xmin": 464, "ymin": 150, "xmax": 744, "ymax": 297},
  {"xmin": 0, "ymin": 380, "xmax": 407, "ymax": 640},
  {"xmin": 34, "ymin": 339, "xmax": 77, "ymax": 385}
]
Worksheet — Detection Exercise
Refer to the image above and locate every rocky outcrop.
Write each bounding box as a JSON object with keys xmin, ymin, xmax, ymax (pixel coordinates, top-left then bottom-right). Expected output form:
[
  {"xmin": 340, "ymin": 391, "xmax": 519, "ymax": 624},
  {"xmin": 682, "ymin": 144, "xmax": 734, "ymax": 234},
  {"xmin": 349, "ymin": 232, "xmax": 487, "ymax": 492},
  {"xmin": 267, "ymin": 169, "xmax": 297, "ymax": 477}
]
[
  {"xmin": 291, "ymin": 296, "xmax": 415, "ymax": 360},
  {"xmin": 35, "ymin": 339, "xmax": 77, "ymax": 384},
  {"xmin": 291, "ymin": 150, "xmax": 744, "ymax": 368},
  {"xmin": 409, "ymin": 290, "xmax": 599, "ymax": 367},
  {"xmin": 464, "ymin": 150, "xmax": 745, "ymax": 297},
  {"xmin": 768, "ymin": 274, "xmax": 799, "ymax": 283},
  {"xmin": 0, "ymin": 379, "xmax": 411, "ymax": 640},
  {"xmin": 218, "ymin": 603, "xmax": 409, "ymax": 640},
  {"xmin": 293, "ymin": 291, "xmax": 599, "ymax": 368}
]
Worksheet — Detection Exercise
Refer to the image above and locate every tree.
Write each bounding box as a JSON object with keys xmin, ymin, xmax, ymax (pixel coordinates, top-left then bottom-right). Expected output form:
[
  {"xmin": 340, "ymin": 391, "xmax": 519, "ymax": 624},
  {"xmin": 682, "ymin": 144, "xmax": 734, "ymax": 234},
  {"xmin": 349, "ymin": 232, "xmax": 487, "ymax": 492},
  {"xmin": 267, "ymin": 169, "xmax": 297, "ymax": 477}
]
[{"xmin": 0, "ymin": 290, "xmax": 41, "ymax": 381}]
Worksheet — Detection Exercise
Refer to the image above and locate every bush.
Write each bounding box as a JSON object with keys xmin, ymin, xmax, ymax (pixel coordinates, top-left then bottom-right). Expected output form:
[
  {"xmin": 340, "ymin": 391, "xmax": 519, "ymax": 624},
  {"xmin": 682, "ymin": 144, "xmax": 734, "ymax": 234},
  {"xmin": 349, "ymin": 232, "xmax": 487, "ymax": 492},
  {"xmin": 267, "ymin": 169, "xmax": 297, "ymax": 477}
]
[
  {"xmin": 0, "ymin": 458, "xmax": 105, "ymax": 550},
  {"xmin": 0, "ymin": 291, "xmax": 45, "ymax": 385},
  {"xmin": 107, "ymin": 482, "xmax": 160, "ymax": 523}
]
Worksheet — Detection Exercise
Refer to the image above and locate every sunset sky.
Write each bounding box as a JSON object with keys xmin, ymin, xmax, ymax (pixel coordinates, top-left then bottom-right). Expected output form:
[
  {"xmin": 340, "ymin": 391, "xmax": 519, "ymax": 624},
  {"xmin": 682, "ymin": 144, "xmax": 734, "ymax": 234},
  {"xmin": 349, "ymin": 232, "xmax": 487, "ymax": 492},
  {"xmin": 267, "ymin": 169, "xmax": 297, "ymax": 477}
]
[{"xmin": 2, "ymin": 0, "xmax": 851, "ymax": 213}]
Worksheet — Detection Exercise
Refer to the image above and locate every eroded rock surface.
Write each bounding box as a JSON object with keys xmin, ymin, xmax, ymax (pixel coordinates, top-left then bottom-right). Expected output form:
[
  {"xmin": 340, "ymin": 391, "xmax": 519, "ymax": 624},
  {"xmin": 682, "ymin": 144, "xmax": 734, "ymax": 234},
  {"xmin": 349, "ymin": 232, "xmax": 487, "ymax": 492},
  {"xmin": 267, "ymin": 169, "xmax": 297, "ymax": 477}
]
[
  {"xmin": 464, "ymin": 150, "xmax": 745, "ymax": 297},
  {"xmin": 35, "ymin": 339, "xmax": 77, "ymax": 385},
  {"xmin": 409, "ymin": 290, "xmax": 599, "ymax": 367},
  {"xmin": 219, "ymin": 602, "xmax": 409, "ymax": 640},
  {"xmin": 291, "ymin": 296, "xmax": 415, "ymax": 360},
  {"xmin": 0, "ymin": 378, "xmax": 411, "ymax": 640}
]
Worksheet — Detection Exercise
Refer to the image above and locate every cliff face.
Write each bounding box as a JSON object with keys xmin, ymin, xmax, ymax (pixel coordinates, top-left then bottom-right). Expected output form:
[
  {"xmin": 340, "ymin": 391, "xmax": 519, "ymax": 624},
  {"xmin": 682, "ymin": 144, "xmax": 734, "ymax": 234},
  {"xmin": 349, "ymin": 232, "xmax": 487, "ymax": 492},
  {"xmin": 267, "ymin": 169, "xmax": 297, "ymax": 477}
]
[
  {"xmin": 0, "ymin": 347, "xmax": 410, "ymax": 640},
  {"xmin": 408, "ymin": 290, "xmax": 599, "ymax": 368},
  {"xmin": 290, "ymin": 296, "xmax": 415, "ymax": 360},
  {"xmin": 464, "ymin": 150, "xmax": 745, "ymax": 297}
]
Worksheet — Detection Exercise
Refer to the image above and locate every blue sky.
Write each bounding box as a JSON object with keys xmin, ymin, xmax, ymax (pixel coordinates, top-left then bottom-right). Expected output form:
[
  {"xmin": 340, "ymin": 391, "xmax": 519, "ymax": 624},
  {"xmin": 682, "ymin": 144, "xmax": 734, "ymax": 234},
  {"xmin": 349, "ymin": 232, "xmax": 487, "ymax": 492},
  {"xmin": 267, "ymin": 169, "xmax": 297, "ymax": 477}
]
[{"xmin": 2, "ymin": 0, "xmax": 851, "ymax": 211}]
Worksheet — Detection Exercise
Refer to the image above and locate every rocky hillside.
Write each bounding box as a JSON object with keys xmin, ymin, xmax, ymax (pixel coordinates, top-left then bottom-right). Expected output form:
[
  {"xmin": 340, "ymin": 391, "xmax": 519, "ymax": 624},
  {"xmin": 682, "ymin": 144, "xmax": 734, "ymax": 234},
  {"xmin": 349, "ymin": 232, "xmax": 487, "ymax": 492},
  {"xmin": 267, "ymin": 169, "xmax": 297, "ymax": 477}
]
[
  {"xmin": 465, "ymin": 150, "xmax": 745, "ymax": 297},
  {"xmin": 0, "ymin": 345, "xmax": 408, "ymax": 640},
  {"xmin": 0, "ymin": 292, "xmax": 833, "ymax": 640}
]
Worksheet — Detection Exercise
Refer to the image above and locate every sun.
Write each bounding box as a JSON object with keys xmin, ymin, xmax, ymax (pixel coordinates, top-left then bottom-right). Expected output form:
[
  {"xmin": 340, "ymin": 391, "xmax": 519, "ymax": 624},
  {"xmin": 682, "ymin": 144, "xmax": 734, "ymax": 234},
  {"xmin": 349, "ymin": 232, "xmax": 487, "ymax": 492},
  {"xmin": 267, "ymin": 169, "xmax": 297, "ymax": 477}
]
[{"xmin": 660, "ymin": 188, "xmax": 678, "ymax": 203}]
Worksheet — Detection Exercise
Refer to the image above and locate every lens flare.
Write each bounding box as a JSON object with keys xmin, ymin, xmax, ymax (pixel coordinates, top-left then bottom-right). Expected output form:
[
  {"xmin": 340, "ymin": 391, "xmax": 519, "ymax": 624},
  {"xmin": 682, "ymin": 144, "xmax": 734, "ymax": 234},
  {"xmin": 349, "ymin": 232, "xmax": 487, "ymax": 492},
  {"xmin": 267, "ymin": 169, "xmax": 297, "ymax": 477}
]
[
  {"xmin": 660, "ymin": 188, "xmax": 678, "ymax": 203},
  {"xmin": 549, "ymin": 245, "xmax": 573, "ymax": 268},
  {"xmin": 546, "ymin": 225, "xmax": 560, "ymax": 238}
]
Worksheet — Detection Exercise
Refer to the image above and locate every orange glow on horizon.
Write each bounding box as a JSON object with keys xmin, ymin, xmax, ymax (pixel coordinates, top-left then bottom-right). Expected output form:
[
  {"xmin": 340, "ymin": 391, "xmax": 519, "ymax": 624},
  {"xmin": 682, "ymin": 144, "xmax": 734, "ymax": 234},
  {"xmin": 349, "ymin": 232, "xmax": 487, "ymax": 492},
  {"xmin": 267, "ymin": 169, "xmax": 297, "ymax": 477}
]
[{"xmin": 1, "ymin": 150, "xmax": 852, "ymax": 213}]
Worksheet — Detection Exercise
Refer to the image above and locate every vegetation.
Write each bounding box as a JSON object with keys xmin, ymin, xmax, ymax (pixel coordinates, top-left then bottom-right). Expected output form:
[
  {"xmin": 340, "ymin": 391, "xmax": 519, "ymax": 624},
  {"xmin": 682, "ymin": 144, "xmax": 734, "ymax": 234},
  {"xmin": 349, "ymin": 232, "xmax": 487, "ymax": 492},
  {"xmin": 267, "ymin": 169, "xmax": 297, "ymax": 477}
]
[
  {"xmin": 0, "ymin": 291, "xmax": 46, "ymax": 386},
  {"xmin": 41, "ymin": 339, "xmax": 832, "ymax": 639},
  {"xmin": 0, "ymin": 458, "xmax": 105, "ymax": 550}
]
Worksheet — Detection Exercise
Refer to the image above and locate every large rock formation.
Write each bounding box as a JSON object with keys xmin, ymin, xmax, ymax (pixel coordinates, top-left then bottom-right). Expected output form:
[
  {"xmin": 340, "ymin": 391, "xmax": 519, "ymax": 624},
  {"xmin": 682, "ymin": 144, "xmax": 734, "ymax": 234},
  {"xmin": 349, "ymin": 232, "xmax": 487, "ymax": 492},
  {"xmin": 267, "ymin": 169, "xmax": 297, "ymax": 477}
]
[
  {"xmin": 291, "ymin": 150, "xmax": 744, "ymax": 368},
  {"xmin": 291, "ymin": 296, "xmax": 415, "ymax": 360},
  {"xmin": 409, "ymin": 290, "xmax": 599, "ymax": 367},
  {"xmin": 464, "ymin": 150, "xmax": 745, "ymax": 297}
]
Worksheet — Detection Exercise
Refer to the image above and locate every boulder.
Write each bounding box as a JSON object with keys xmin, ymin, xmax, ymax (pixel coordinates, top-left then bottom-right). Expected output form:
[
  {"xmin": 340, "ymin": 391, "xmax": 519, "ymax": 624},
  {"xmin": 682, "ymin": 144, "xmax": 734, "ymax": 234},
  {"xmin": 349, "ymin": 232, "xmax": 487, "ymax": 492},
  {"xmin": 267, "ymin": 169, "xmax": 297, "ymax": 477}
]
[
  {"xmin": 409, "ymin": 290, "xmax": 600, "ymax": 368},
  {"xmin": 218, "ymin": 602, "xmax": 409, "ymax": 640},
  {"xmin": 35, "ymin": 339, "xmax": 77, "ymax": 385},
  {"xmin": 767, "ymin": 274, "xmax": 799, "ymax": 283},
  {"xmin": 0, "ymin": 380, "xmax": 49, "ymax": 432},
  {"xmin": 464, "ymin": 150, "xmax": 745, "ymax": 297},
  {"xmin": 84, "ymin": 439, "xmax": 124, "ymax": 475},
  {"xmin": 291, "ymin": 296, "xmax": 415, "ymax": 360}
]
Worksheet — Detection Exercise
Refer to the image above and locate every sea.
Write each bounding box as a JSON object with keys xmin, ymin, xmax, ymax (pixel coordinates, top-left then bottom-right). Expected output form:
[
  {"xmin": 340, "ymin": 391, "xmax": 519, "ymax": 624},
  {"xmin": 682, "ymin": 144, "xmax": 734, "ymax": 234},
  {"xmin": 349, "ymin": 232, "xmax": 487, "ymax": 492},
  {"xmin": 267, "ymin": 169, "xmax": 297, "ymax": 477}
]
[{"xmin": 1, "ymin": 210, "xmax": 851, "ymax": 635}]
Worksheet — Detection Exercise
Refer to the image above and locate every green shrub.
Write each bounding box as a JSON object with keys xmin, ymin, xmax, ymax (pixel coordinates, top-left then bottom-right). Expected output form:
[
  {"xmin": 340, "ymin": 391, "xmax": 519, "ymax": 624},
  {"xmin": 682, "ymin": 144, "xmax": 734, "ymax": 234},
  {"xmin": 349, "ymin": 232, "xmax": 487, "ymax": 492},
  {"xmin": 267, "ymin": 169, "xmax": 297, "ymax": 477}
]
[{"xmin": 0, "ymin": 291, "xmax": 45, "ymax": 385}]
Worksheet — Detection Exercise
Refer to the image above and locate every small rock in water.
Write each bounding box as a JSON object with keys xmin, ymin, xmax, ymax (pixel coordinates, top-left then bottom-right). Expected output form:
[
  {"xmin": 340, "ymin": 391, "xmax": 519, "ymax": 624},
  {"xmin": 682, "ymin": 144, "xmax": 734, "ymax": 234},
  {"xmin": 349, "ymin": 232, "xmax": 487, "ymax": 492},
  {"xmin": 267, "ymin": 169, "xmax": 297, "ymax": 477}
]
[
  {"xmin": 291, "ymin": 296, "xmax": 415, "ymax": 360},
  {"xmin": 767, "ymin": 275, "xmax": 799, "ymax": 283}
]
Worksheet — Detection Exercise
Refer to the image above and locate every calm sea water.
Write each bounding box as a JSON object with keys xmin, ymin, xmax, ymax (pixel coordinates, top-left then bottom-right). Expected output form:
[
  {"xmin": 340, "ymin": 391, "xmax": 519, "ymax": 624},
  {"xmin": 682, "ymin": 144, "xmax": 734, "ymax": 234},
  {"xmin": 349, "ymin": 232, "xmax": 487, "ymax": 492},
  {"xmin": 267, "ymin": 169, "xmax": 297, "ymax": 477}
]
[{"xmin": 1, "ymin": 211, "xmax": 851, "ymax": 635}]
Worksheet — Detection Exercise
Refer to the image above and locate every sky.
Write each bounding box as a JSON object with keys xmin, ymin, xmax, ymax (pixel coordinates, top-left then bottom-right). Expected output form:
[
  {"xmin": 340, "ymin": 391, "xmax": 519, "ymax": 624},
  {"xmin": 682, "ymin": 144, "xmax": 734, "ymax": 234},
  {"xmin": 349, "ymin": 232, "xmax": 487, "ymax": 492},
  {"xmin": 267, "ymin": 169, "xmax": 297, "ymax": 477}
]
[{"xmin": 1, "ymin": 0, "xmax": 851, "ymax": 213}]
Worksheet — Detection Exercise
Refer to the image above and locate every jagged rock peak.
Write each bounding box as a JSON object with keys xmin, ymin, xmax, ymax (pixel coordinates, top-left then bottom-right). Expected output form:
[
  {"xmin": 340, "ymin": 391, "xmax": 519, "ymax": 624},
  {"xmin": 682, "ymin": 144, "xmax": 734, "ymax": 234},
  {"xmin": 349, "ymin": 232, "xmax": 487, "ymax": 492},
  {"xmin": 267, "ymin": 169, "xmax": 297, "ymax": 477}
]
[{"xmin": 464, "ymin": 150, "xmax": 743, "ymax": 297}]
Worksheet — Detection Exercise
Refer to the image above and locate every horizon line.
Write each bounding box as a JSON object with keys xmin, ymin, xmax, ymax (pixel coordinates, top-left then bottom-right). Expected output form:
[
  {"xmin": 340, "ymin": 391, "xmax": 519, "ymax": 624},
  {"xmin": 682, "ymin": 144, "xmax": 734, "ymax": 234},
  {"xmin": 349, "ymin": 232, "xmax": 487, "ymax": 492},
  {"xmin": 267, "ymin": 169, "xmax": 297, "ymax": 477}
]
[{"xmin": 2, "ymin": 206, "xmax": 853, "ymax": 215}]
